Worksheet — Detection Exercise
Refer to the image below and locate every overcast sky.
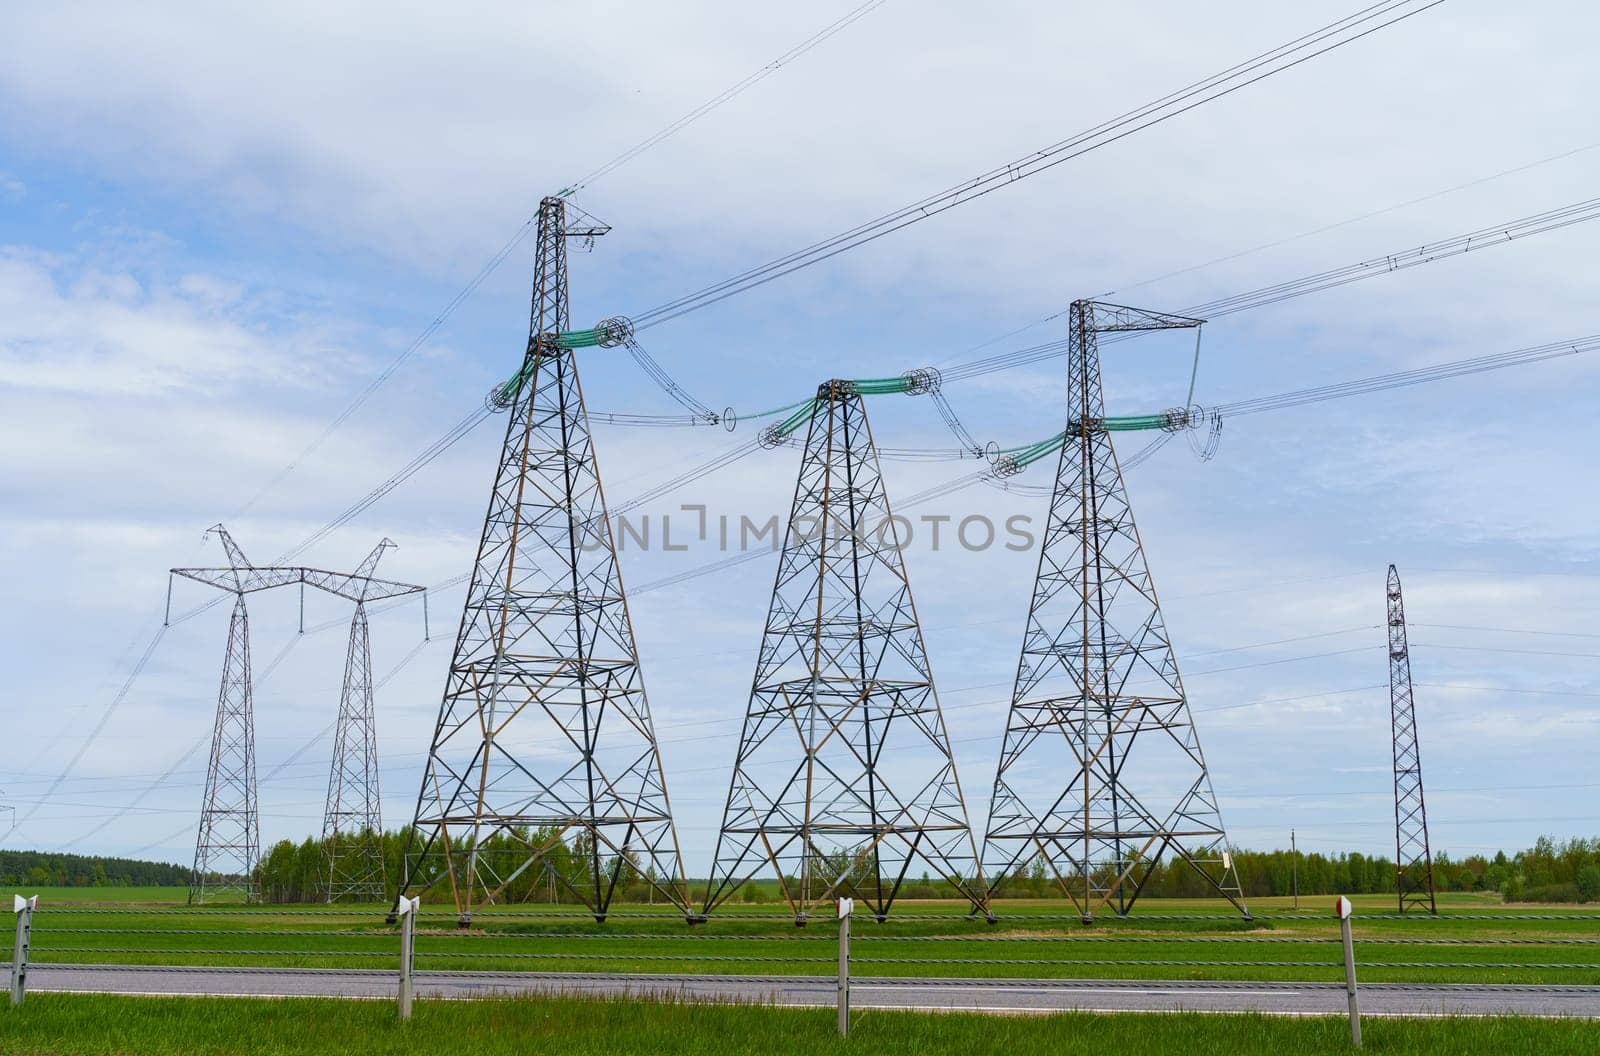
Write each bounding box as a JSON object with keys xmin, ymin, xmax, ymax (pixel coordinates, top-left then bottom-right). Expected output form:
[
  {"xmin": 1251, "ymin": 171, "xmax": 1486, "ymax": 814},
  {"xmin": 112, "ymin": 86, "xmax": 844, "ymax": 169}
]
[{"xmin": 2, "ymin": 0, "xmax": 1597, "ymax": 876}]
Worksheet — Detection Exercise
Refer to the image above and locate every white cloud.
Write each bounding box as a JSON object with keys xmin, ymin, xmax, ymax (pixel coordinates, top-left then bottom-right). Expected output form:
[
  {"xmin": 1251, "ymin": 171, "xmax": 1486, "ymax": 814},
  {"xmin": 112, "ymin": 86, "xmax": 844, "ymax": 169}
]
[{"xmin": 0, "ymin": 248, "xmax": 328, "ymax": 396}]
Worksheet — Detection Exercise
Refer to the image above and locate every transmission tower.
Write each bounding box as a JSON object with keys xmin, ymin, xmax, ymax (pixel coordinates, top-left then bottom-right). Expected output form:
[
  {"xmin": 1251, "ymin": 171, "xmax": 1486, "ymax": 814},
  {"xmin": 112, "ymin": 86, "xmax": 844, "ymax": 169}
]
[
  {"xmin": 400, "ymin": 196, "xmax": 690, "ymax": 924},
  {"xmin": 319, "ymin": 539, "xmax": 425, "ymax": 903},
  {"xmin": 703, "ymin": 380, "xmax": 989, "ymax": 923},
  {"xmin": 1387, "ymin": 564, "xmax": 1437, "ymax": 914},
  {"xmin": 171, "ymin": 526, "xmax": 425, "ymax": 904},
  {"xmin": 981, "ymin": 300, "xmax": 1248, "ymax": 922},
  {"xmin": 172, "ymin": 526, "xmax": 299, "ymax": 904}
]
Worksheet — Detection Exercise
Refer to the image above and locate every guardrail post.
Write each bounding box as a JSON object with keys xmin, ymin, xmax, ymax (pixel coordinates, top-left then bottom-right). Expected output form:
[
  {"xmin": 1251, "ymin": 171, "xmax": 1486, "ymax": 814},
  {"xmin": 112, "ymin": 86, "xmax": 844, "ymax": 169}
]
[
  {"xmin": 1335, "ymin": 895, "xmax": 1360, "ymax": 1047},
  {"xmin": 11, "ymin": 895, "xmax": 38, "ymax": 1007},
  {"xmin": 837, "ymin": 897, "xmax": 852, "ymax": 1037},
  {"xmin": 397, "ymin": 895, "xmax": 420, "ymax": 1021}
]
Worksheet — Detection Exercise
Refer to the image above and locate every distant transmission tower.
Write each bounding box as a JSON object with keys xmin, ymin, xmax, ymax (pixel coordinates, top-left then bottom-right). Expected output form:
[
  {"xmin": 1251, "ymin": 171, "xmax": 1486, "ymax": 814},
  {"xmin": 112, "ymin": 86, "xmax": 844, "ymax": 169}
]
[
  {"xmin": 981, "ymin": 300, "xmax": 1247, "ymax": 922},
  {"xmin": 400, "ymin": 196, "xmax": 690, "ymax": 924},
  {"xmin": 320, "ymin": 540, "xmax": 425, "ymax": 903},
  {"xmin": 172, "ymin": 526, "xmax": 424, "ymax": 904},
  {"xmin": 1386, "ymin": 564, "xmax": 1437, "ymax": 914},
  {"xmin": 703, "ymin": 381, "xmax": 989, "ymax": 923},
  {"xmin": 173, "ymin": 526, "xmax": 296, "ymax": 905}
]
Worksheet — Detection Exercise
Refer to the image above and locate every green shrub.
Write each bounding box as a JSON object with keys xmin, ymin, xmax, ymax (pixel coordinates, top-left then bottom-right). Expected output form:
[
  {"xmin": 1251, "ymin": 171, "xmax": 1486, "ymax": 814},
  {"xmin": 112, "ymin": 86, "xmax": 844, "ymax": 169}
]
[{"xmin": 1576, "ymin": 865, "xmax": 1600, "ymax": 903}]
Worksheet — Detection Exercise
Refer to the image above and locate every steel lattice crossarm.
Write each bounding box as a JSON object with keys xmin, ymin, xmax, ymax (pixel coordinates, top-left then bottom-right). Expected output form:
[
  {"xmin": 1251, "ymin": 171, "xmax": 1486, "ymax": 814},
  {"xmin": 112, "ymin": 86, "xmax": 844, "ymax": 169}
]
[
  {"xmin": 169, "ymin": 564, "xmax": 424, "ymax": 609},
  {"xmin": 1087, "ymin": 302, "xmax": 1206, "ymax": 332},
  {"xmin": 980, "ymin": 299, "xmax": 1247, "ymax": 923}
]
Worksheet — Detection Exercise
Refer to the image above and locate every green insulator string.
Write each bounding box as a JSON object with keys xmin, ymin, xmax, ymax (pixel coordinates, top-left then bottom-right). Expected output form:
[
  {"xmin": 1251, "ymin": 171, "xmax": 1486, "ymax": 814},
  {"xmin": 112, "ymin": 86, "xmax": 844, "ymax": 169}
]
[
  {"xmin": 554, "ymin": 328, "xmax": 608, "ymax": 349},
  {"xmin": 766, "ymin": 399, "xmax": 818, "ymax": 441},
  {"xmin": 1105, "ymin": 413, "xmax": 1173, "ymax": 431},
  {"xmin": 849, "ymin": 375, "xmax": 920, "ymax": 396},
  {"xmin": 995, "ymin": 411, "xmax": 1189, "ymax": 473},
  {"xmin": 1006, "ymin": 432, "xmax": 1066, "ymax": 470}
]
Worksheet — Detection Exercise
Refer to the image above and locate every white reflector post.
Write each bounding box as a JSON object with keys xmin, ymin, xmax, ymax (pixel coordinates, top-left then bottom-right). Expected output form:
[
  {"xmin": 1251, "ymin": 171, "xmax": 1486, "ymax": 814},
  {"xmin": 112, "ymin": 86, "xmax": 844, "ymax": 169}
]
[
  {"xmin": 397, "ymin": 895, "xmax": 420, "ymax": 1020},
  {"xmin": 836, "ymin": 896, "xmax": 852, "ymax": 1037},
  {"xmin": 1335, "ymin": 895, "xmax": 1360, "ymax": 1046}
]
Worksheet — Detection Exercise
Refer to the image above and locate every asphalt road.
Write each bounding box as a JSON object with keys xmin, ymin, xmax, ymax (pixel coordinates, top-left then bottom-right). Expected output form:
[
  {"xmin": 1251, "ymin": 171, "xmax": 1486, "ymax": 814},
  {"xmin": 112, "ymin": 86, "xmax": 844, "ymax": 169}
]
[{"xmin": 17, "ymin": 964, "xmax": 1600, "ymax": 1018}]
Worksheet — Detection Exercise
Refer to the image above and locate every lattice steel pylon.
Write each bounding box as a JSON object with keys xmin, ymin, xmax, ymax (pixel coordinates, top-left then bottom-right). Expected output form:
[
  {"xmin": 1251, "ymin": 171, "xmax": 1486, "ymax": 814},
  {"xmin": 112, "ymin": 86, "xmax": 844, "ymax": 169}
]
[
  {"xmin": 173, "ymin": 526, "xmax": 292, "ymax": 905},
  {"xmin": 399, "ymin": 196, "xmax": 691, "ymax": 924},
  {"xmin": 172, "ymin": 526, "xmax": 425, "ymax": 904},
  {"xmin": 1387, "ymin": 564, "xmax": 1437, "ymax": 914},
  {"xmin": 703, "ymin": 381, "xmax": 989, "ymax": 923},
  {"xmin": 981, "ymin": 300, "xmax": 1248, "ymax": 923},
  {"xmin": 320, "ymin": 540, "xmax": 425, "ymax": 903}
]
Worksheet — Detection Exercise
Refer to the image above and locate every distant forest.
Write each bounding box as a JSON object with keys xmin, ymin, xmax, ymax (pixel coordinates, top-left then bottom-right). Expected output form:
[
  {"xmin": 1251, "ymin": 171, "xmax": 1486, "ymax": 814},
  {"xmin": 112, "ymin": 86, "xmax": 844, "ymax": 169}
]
[
  {"xmin": 251, "ymin": 830, "xmax": 1600, "ymax": 905},
  {"xmin": 8, "ymin": 835, "xmax": 1598, "ymax": 905},
  {"xmin": 0, "ymin": 850, "xmax": 188, "ymax": 888}
]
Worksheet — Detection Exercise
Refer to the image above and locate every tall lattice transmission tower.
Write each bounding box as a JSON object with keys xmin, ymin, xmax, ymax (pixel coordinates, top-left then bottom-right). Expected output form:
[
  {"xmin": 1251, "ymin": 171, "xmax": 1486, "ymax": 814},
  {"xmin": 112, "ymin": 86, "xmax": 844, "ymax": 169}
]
[
  {"xmin": 171, "ymin": 526, "xmax": 424, "ymax": 904},
  {"xmin": 1386, "ymin": 564, "xmax": 1437, "ymax": 914},
  {"xmin": 703, "ymin": 381, "xmax": 989, "ymax": 923},
  {"xmin": 319, "ymin": 539, "xmax": 425, "ymax": 903},
  {"xmin": 981, "ymin": 300, "xmax": 1247, "ymax": 922},
  {"xmin": 400, "ymin": 197, "xmax": 690, "ymax": 924}
]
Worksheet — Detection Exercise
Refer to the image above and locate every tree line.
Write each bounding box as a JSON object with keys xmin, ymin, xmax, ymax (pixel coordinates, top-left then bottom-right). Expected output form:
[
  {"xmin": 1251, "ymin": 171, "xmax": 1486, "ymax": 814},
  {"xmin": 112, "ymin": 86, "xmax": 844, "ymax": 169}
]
[
  {"xmin": 0, "ymin": 849, "xmax": 188, "ymax": 888},
  {"xmin": 12, "ymin": 833, "xmax": 1597, "ymax": 904},
  {"xmin": 247, "ymin": 829, "xmax": 1600, "ymax": 905}
]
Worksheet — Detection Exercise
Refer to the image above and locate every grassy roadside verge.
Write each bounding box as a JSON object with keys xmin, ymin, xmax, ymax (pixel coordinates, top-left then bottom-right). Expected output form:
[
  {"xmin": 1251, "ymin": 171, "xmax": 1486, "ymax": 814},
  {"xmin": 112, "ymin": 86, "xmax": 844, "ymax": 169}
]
[
  {"xmin": 13, "ymin": 893, "xmax": 1600, "ymax": 986},
  {"xmin": 2, "ymin": 993, "xmax": 1599, "ymax": 1056}
]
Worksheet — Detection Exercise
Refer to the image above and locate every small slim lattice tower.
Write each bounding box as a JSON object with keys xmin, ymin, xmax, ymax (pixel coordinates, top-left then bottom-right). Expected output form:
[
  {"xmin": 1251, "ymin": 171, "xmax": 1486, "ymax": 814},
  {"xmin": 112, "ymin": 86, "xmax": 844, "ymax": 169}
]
[
  {"xmin": 195, "ymin": 593, "xmax": 258, "ymax": 903},
  {"xmin": 981, "ymin": 300, "xmax": 1247, "ymax": 922},
  {"xmin": 400, "ymin": 197, "xmax": 690, "ymax": 923},
  {"xmin": 703, "ymin": 381, "xmax": 989, "ymax": 923},
  {"xmin": 174, "ymin": 527, "xmax": 276, "ymax": 904},
  {"xmin": 1387, "ymin": 564, "xmax": 1437, "ymax": 914},
  {"xmin": 321, "ymin": 539, "xmax": 423, "ymax": 903}
]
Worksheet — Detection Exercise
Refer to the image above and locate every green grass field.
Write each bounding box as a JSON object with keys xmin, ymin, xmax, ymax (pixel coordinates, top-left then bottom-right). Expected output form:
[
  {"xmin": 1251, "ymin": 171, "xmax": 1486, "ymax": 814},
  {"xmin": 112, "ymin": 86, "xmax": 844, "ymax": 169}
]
[
  {"xmin": 6, "ymin": 890, "xmax": 1600, "ymax": 986},
  {"xmin": 1, "ymin": 992, "xmax": 1599, "ymax": 1056}
]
